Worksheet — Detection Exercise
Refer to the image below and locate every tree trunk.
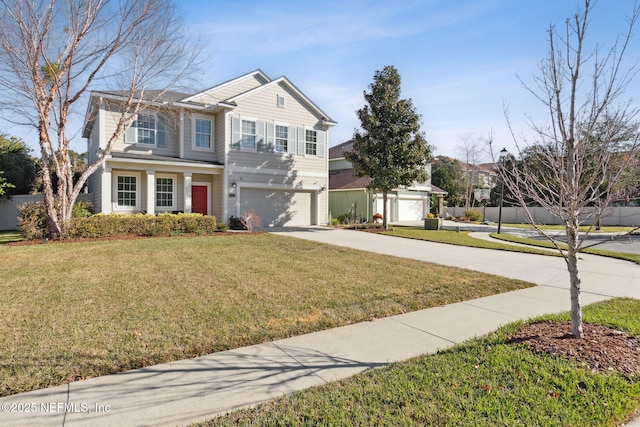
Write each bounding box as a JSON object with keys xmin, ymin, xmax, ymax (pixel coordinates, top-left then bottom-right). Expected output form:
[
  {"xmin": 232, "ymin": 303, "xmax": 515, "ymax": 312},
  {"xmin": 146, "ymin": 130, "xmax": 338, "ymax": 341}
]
[
  {"xmin": 382, "ymin": 191, "xmax": 388, "ymax": 229},
  {"xmin": 566, "ymin": 224, "xmax": 584, "ymax": 338}
]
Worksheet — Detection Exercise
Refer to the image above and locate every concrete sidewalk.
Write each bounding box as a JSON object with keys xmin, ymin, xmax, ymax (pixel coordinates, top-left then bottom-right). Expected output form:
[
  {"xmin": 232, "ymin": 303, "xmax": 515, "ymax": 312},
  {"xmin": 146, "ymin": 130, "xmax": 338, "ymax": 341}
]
[{"xmin": 1, "ymin": 227, "xmax": 638, "ymax": 426}]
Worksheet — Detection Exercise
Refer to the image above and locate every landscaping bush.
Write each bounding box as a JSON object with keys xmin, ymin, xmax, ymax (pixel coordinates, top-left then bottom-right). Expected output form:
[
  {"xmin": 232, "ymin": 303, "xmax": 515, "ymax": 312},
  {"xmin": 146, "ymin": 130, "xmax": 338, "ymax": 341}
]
[
  {"xmin": 228, "ymin": 215, "xmax": 246, "ymax": 230},
  {"xmin": 17, "ymin": 201, "xmax": 47, "ymax": 240},
  {"xmin": 65, "ymin": 213, "xmax": 217, "ymax": 239},
  {"xmin": 463, "ymin": 209, "xmax": 482, "ymax": 222},
  {"xmin": 71, "ymin": 201, "xmax": 94, "ymax": 218}
]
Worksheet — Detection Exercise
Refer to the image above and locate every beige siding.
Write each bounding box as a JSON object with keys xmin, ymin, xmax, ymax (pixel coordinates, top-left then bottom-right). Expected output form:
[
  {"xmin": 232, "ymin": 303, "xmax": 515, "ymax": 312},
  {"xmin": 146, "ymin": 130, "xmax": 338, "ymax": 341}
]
[
  {"xmin": 181, "ymin": 112, "xmax": 220, "ymax": 162},
  {"xmin": 194, "ymin": 74, "xmax": 268, "ymax": 104},
  {"xmin": 233, "ymin": 81, "xmax": 322, "ymax": 126}
]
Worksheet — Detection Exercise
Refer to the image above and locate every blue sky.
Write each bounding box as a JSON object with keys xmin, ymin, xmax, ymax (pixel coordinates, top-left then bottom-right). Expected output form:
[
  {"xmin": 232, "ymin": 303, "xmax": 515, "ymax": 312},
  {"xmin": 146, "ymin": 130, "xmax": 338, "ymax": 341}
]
[
  {"xmin": 178, "ymin": 0, "xmax": 638, "ymax": 160},
  {"xmin": 4, "ymin": 0, "xmax": 639, "ymax": 160}
]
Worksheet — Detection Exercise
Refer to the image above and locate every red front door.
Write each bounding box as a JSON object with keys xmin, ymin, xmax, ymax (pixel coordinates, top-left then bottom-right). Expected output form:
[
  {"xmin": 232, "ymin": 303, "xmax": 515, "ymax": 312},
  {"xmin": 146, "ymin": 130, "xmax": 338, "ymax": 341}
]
[{"xmin": 192, "ymin": 185, "xmax": 208, "ymax": 215}]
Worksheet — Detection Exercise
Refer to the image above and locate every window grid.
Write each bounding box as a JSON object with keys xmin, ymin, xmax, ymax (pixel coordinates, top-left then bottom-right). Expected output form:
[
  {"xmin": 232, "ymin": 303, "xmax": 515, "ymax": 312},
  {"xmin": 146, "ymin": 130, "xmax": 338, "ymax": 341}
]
[
  {"xmin": 156, "ymin": 177, "xmax": 173, "ymax": 208},
  {"xmin": 241, "ymin": 120, "xmax": 256, "ymax": 149},
  {"xmin": 117, "ymin": 176, "xmax": 137, "ymax": 207},
  {"xmin": 275, "ymin": 125, "xmax": 288, "ymax": 152},
  {"xmin": 137, "ymin": 114, "xmax": 155, "ymax": 145},
  {"xmin": 305, "ymin": 129, "xmax": 317, "ymax": 156},
  {"xmin": 195, "ymin": 118, "xmax": 211, "ymax": 149}
]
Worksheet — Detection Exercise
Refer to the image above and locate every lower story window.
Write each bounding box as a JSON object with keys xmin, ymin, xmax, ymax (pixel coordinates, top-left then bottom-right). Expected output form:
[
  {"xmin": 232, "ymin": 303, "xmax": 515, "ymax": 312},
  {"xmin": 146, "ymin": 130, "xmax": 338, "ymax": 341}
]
[
  {"xmin": 156, "ymin": 177, "xmax": 174, "ymax": 208},
  {"xmin": 117, "ymin": 176, "xmax": 137, "ymax": 207}
]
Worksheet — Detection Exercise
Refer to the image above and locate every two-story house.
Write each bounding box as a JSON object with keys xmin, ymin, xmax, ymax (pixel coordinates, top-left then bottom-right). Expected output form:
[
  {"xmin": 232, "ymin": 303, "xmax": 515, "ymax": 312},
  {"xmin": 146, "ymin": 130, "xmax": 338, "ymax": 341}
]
[{"xmin": 83, "ymin": 70, "xmax": 336, "ymax": 227}]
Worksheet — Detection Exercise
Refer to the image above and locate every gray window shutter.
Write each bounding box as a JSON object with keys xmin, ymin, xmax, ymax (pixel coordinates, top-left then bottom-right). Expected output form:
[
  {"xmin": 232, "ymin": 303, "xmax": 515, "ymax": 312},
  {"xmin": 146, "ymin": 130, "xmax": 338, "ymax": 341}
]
[
  {"xmin": 266, "ymin": 122, "xmax": 275, "ymax": 152},
  {"xmin": 156, "ymin": 114, "xmax": 166, "ymax": 147},
  {"xmin": 125, "ymin": 115, "xmax": 137, "ymax": 143},
  {"xmin": 297, "ymin": 127, "xmax": 305, "ymax": 155},
  {"xmin": 256, "ymin": 121, "xmax": 266, "ymax": 151},
  {"xmin": 231, "ymin": 117, "xmax": 241, "ymax": 148},
  {"xmin": 287, "ymin": 126, "xmax": 296, "ymax": 154},
  {"xmin": 316, "ymin": 130, "xmax": 325, "ymax": 158}
]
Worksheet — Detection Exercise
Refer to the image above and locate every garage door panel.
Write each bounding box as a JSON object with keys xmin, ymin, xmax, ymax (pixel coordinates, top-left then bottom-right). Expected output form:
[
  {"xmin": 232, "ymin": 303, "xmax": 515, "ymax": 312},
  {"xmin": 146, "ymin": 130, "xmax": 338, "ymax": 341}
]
[
  {"xmin": 241, "ymin": 189, "xmax": 312, "ymax": 227},
  {"xmin": 398, "ymin": 198, "xmax": 425, "ymax": 221}
]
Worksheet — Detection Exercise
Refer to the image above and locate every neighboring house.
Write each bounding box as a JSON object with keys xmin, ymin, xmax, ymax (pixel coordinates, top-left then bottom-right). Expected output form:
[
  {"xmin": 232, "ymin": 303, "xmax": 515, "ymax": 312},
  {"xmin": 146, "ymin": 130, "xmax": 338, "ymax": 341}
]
[
  {"xmin": 328, "ymin": 140, "xmax": 446, "ymax": 222},
  {"xmin": 460, "ymin": 160, "xmax": 498, "ymax": 190},
  {"xmin": 83, "ymin": 70, "xmax": 337, "ymax": 227}
]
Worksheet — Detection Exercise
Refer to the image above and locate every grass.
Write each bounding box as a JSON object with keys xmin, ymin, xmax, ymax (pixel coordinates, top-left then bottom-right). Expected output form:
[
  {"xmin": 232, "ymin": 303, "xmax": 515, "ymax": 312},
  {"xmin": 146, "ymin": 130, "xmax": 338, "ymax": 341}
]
[
  {"xmin": 491, "ymin": 233, "xmax": 640, "ymax": 265},
  {"xmin": 0, "ymin": 233, "xmax": 532, "ymax": 397},
  {"xmin": 199, "ymin": 298, "xmax": 640, "ymax": 427},
  {"xmin": 499, "ymin": 223, "xmax": 636, "ymax": 233},
  {"xmin": 383, "ymin": 227, "xmax": 560, "ymax": 256}
]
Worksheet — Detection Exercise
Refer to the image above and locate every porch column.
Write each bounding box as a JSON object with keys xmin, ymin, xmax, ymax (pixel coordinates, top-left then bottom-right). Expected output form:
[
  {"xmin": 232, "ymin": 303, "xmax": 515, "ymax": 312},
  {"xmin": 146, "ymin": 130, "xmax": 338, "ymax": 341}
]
[
  {"xmin": 146, "ymin": 170, "xmax": 155, "ymax": 215},
  {"xmin": 101, "ymin": 167, "xmax": 112, "ymax": 214},
  {"xmin": 184, "ymin": 172, "xmax": 192, "ymax": 213}
]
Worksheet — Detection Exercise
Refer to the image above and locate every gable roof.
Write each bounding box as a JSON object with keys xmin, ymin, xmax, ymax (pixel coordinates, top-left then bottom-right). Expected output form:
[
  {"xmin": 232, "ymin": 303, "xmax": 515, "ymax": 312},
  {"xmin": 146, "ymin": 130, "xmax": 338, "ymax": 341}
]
[{"xmin": 180, "ymin": 69, "xmax": 271, "ymax": 103}]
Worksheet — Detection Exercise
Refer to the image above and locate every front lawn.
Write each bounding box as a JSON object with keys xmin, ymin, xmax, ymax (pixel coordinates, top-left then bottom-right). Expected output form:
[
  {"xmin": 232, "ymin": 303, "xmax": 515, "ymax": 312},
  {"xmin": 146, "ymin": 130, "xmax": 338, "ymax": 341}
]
[
  {"xmin": 384, "ymin": 227, "xmax": 560, "ymax": 256},
  {"xmin": 0, "ymin": 234, "xmax": 532, "ymax": 396},
  {"xmin": 201, "ymin": 298, "xmax": 640, "ymax": 427}
]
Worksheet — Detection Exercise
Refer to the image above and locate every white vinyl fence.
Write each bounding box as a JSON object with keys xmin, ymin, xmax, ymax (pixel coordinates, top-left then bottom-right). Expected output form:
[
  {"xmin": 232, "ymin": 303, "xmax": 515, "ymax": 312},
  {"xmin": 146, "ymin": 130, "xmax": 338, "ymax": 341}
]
[
  {"xmin": 447, "ymin": 206, "xmax": 640, "ymax": 227},
  {"xmin": 0, "ymin": 194, "xmax": 94, "ymax": 231}
]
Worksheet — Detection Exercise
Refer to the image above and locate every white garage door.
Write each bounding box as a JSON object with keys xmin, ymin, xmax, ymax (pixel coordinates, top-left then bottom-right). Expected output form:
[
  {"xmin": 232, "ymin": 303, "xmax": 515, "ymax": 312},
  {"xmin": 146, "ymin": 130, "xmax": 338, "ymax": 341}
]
[
  {"xmin": 398, "ymin": 198, "xmax": 425, "ymax": 221},
  {"xmin": 240, "ymin": 189, "xmax": 313, "ymax": 227}
]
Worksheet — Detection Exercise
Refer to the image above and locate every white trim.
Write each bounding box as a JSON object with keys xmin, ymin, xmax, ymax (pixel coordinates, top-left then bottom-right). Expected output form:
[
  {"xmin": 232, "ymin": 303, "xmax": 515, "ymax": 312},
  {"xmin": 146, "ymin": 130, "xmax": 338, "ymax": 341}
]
[
  {"xmin": 192, "ymin": 181, "xmax": 211, "ymax": 216},
  {"xmin": 146, "ymin": 170, "xmax": 156, "ymax": 214},
  {"xmin": 179, "ymin": 111, "xmax": 185, "ymax": 159},
  {"xmin": 273, "ymin": 121, "xmax": 290, "ymax": 154},
  {"xmin": 112, "ymin": 171, "xmax": 142, "ymax": 212},
  {"xmin": 239, "ymin": 116, "xmax": 259, "ymax": 151},
  {"xmin": 226, "ymin": 165, "xmax": 325, "ymax": 178},
  {"xmin": 155, "ymin": 173, "xmax": 178, "ymax": 212},
  {"xmin": 191, "ymin": 113, "xmax": 214, "ymax": 152},
  {"xmin": 106, "ymin": 157, "xmax": 223, "ymax": 174},
  {"xmin": 303, "ymin": 127, "xmax": 318, "ymax": 157}
]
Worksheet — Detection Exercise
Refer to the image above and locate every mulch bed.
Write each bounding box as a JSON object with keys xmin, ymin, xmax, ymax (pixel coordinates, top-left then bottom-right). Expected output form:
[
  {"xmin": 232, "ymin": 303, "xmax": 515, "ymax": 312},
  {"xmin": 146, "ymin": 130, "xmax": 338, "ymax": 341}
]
[{"xmin": 506, "ymin": 321, "xmax": 640, "ymax": 377}]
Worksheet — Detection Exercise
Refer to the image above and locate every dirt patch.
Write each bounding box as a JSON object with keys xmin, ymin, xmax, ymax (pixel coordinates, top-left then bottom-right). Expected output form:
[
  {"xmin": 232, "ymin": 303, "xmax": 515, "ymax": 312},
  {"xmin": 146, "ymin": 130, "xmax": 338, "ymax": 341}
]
[{"xmin": 506, "ymin": 321, "xmax": 640, "ymax": 377}]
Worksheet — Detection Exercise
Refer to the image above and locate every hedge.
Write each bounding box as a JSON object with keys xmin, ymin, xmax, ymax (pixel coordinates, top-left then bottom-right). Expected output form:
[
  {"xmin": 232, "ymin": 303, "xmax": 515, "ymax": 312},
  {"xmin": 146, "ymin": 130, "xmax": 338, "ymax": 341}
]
[{"xmin": 65, "ymin": 213, "xmax": 219, "ymax": 238}]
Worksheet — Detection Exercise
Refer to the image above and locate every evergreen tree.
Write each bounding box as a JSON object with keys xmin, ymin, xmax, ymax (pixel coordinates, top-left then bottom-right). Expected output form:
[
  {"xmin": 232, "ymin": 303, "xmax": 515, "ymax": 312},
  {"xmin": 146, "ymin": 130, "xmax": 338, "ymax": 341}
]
[{"xmin": 346, "ymin": 66, "xmax": 433, "ymax": 228}]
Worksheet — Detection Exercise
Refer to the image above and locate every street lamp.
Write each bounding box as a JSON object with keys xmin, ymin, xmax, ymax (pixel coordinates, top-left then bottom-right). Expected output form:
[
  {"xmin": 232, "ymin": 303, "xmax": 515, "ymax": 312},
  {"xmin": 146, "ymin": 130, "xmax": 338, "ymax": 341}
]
[{"xmin": 497, "ymin": 148, "xmax": 508, "ymax": 234}]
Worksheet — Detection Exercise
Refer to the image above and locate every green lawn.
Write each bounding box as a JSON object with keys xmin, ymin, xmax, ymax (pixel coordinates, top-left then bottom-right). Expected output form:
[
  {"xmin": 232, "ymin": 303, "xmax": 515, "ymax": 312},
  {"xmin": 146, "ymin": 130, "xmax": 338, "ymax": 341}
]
[
  {"xmin": 491, "ymin": 232, "xmax": 640, "ymax": 265},
  {"xmin": 0, "ymin": 234, "xmax": 532, "ymax": 397},
  {"xmin": 200, "ymin": 298, "xmax": 640, "ymax": 427},
  {"xmin": 383, "ymin": 227, "xmax": 560, "ymax": 256}
]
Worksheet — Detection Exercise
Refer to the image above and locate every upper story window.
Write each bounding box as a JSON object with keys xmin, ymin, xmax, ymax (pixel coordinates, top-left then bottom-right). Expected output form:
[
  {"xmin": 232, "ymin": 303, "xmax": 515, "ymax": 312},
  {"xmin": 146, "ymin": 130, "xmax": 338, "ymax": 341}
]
[
  {"xmin": 125, "ymin": 112, "xmax": 165, "ymax": 147},
  {"xmin": 305, "ymin": 129, "xmax": 317, "ymax": 156},
  {"xmin": 191, "ymin": 113, "xmax": 214, "ymax": 151},
  {"xmin": 241, "ymin": 119, "xmax": 257, "ymax": 150},
  {"xmin": 275, "ymin": 125, "xmax": 288, "ymax": 153}
]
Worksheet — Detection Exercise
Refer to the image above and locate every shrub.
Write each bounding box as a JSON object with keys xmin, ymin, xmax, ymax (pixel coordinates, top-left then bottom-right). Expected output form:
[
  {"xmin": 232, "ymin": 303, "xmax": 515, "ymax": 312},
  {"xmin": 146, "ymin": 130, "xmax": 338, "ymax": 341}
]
[
  {"xmin": 17, "ymin": 201, "xmax": 47, "ymax": 240},
  {"xmin": 240, "ymin": 208, "xmax": 262, "ymax": 232},
  {"xmin": 335, "ymin": 213, "xmax": 352, "ymax": 225},
  {"xmin": 228, "ymin": 216, "xmax": 246, "ymax": 230},
  {"xmin": 72, "ymin": 201, "xmax": 94, "ymax": 218},
  {"xmin": 464, "ymin": 209, "xmax": 482, "ymax": 222},
  {"xmin": 65, "ymin": 213, "xmax": 217, "ymax": 239}
]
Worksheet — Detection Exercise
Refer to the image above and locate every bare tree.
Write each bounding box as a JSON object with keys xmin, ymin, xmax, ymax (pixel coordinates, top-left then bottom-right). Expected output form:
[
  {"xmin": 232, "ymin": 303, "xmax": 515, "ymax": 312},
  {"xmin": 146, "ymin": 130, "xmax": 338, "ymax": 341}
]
[
  {"xmin": 458, "ymin": 133, "xmax": 486, "ymax": 210},
  {"xmin": 494, "ymin": 0, "xmax": 640, "ymax": 338},
  {"xmin": 0, "ymin": 0, "xmax": 199, "ymax": 236}
]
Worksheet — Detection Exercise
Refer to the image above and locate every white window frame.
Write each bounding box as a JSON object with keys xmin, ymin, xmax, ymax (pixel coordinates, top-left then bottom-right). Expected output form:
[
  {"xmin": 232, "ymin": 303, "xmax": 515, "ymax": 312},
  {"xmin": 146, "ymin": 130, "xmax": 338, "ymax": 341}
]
[
  {"xmin": 113, "ymin": 172, "xmax": 141, "ymax": 212},
  {"xmin": 125, "ymin": 112, "xmax": 166, "ymax": 147},
  {"xmin": 192, "ymin": 113, "xmax": 214, "ymax": 151},
  {"xmin": 241, "ymin": 117, "xmax": 258, "ymax": 150},
  {"xmin": 277, "ymin": 94, "xmax": 285, "ymax": 108},
  {"xmin": 305, "ymin": 128, "xmax": 318, "ymax": 156},
  {"xmin": 155, "ymin": 173, "xmax": 177, "ymax": 211},
  {"xmin": 274, "ymin": 122, "xmax": 289, "ymax": 153}
]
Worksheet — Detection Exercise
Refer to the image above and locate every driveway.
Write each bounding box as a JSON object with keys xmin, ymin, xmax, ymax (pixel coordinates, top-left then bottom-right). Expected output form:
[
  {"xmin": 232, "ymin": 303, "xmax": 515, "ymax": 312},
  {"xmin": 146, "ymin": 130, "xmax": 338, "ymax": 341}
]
[{"xmin": 269, "ymin": 226, "xmax": 640, "ymax": 302}]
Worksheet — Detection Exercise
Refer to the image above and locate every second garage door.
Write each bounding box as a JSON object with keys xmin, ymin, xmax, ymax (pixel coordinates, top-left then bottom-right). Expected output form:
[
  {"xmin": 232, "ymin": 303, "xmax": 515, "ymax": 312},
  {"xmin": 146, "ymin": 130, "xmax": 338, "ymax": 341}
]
[
  {"xmin": 398, "ymin": 198, "xmax": 426, "ymax": 221},
  {"xmin": 240, "ymin": 189, "xmax": 313, "ymax": 227}
]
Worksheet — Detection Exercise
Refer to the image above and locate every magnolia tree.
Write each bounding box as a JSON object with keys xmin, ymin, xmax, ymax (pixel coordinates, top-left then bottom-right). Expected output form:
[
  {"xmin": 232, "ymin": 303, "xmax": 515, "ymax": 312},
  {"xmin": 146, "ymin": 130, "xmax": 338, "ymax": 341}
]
[
  {"xmin": 493, "ymin": 0, "xmax": 640, "ymax": 338},
  {"xmin": 346, "ymin": 65, "xmax": 432, "ymax": 229},
  {"xmin": 0, "ymin": 0, "xmax": 199, "ymax": 236}
]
